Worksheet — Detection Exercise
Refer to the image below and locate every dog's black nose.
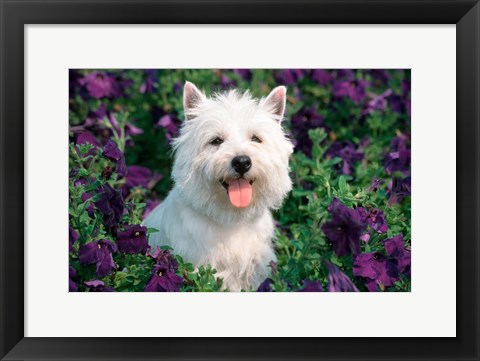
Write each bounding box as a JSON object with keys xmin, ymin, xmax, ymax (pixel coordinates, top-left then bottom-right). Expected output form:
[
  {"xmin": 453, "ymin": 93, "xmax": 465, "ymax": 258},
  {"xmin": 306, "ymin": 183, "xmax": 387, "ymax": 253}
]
[{"xmin": 231, "ymin": 155, "xmax": 252, "ymax": 175}]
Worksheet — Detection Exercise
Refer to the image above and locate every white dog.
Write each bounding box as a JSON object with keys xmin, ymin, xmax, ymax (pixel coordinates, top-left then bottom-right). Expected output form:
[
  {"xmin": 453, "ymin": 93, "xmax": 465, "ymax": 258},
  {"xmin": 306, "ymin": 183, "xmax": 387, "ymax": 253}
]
[{"xmin": 143, "ymin": 81, "xmax": 293, "ymax": 291}]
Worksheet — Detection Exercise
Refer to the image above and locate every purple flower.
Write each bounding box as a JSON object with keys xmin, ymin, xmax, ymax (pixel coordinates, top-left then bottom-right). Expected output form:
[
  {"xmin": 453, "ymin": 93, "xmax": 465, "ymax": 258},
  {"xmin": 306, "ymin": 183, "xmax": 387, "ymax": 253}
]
[
  {"xmin": 368, "ymin": 70, "xmax": 390, "ymax": 85},
  {"xmin": 325, "ymin": 261, "xmax": 359, "ymax": 292},
  {"xmin": 325, "ymin": 141, "xmax": 364, "ymax": 175},
  {"xmin": 353, "ymin": 252, "xmax": 400, "ymax": 291},
  {"xmin": 102, "ymin": 140, "xmax": 127, "ymax": 177},
  {"xmin": 298, "ymin": 280, "xmax": 324, "ymax": 292},
  {"xmin": 69, "ymin": 226, "xmax": 78, "ymax": 253},
  {"xmin": 276, "ymin": 69, "xmax": 305, "ymax": 85},
  {"xmin": 77, "ymin": 71, "xmax": 132, "ymax": 99},
  {"xmin": 108, "ymin": 113, "xmax": 143, "ymax": 146},
  {"xmin": 321, "ymin": 198, "xmax": 366, "ymax": 257},
  {"xmin": 79, "ymin": 239, "xmax": 117, "ymax": 277},
  {"xmin": 145, "ymin": 250, "xmax": 183, "ymax": 292},
  {"xmin": 357, "ymin": 207, "xmax": 388, "ymax": 234},
  {"xmin": 360, "ymin": 233, "xmax": 371, "ymax": 243},
  {"xmin": 75, "ymin": 132, "xmax": 100, "ymax": 156},
  {"xmin": 390, "ymin": 79, "xmax": 411, "ymax": 116},
  {"xmin": 69, "ymin": 266, "xmax": 78, "ymax": 292},
  {"xmin": 124, "ymin": 166, "xmax": 162, "ymax": 197},
  {"xmin": 233, "ymin": 69, "xmax": 252, "ymax": 81},
  {"xmin": 363, "ymin": 89, "xmax": 392, "ymax": 115},
  {"xmin": 290, "ymin": 107, "xmax": 325, "ymax": 156},
  {"xmin": 384, "ymin": 234, "xmax": 411, "ymax": 277},
  {"xmin": 332, "ymin": 80, "xmax": 369, "ymax": 103},
  {"xmin": 387, "ymin": 176, "xmax": 411, "ymax": 205},
  {"xmin": 140, "ymin": 69, "xmax": 158, "ymax": 94},
  {"xmin": 78, "ymin": 72, "xmax": 116, "ymax": 99},
  {"xmin": 94, "ymin": 183, "xmax": 124, "ymax": 228},
  {"xmin": 353, "ymin": 234, "xmax": 410, "ymax": 291},
  {"xmin": 384, "ymin": 135, "xmax": 411, "ymax": 175},
  {"xmin": 155, "ymin": 114, "xmax": 180, "ymax": 143},
  {"xmin": 116, "ymin": 225, "xmax": 149, "ymax": 254},
  {"xmin": 257, "ymin": 278, "xmax": 274, "ymax": 292},
  {"xmin": 84, "ymin": 280, "xmax": 115, "ymax": 292},
  {"xmin": 336, "ymin": 69, "xmax": 355, "ymax": 81},
  {"xmin": 311, "ymin": 69, "xmax": 333, "ymax": 86}
]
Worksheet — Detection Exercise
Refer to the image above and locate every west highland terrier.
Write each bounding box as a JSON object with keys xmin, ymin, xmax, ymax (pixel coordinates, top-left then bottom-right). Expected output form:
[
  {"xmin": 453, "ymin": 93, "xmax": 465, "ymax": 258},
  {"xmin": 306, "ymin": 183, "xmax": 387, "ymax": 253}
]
[{"xmin": 143, "ymin": 81, "xmax": 293, "ymax": 291}]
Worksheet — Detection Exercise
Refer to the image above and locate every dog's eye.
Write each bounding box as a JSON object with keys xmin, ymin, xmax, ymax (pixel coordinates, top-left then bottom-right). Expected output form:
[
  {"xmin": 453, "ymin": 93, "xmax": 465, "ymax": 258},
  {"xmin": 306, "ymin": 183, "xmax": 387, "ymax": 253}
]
[
  {"xmin": 251, "ymin": 135, "xmax": 262, "ymax": 143},
  {"xmin": 209, "ymin": 137, "xmax": 224, "ymax": 146}
]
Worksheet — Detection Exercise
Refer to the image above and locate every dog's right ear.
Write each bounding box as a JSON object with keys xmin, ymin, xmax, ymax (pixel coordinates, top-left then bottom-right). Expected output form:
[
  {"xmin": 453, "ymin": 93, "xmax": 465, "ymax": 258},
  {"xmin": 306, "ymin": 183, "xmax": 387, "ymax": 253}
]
[{"xmin": 184, "ymin": 81, "xmax": 206, "ymax": 120}]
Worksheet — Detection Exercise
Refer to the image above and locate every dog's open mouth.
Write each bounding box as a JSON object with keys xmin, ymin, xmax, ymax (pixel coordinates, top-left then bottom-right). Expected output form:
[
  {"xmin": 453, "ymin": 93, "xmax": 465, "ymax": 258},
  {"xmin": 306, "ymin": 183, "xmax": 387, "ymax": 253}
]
[{"xmin": 220, "ymin": 178, "xmax": 255, "ymax": 208}]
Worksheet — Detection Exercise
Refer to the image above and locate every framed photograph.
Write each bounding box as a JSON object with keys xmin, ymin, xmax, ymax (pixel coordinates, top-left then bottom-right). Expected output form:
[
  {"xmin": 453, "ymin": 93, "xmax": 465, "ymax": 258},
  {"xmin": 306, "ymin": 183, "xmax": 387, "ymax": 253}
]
[{"xmin": 1, "ymin": 0, "xmax": 478, "ymax": 360}]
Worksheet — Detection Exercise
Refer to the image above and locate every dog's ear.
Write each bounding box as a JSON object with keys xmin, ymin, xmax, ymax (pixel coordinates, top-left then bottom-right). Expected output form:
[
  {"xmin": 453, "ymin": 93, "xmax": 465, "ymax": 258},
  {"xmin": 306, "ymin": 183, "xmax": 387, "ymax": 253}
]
[
  {"xmin": 184, "ymin": 81, "xmax": 206, "ymax": 120},
  {"xmin": 263, "ymin": 86, "xmax": 287, "ymax": 122}
]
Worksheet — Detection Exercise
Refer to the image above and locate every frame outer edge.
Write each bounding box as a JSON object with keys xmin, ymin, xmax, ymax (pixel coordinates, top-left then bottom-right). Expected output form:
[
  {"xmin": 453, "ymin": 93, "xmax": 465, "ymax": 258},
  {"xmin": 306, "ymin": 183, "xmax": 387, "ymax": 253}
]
[
  {"xmin": 0, "ymin": 0, "xmax": 479, "ymax": 360},
  {"xmin": 0, "ymin": 1, "xmax": 26, "ymax": 360}
]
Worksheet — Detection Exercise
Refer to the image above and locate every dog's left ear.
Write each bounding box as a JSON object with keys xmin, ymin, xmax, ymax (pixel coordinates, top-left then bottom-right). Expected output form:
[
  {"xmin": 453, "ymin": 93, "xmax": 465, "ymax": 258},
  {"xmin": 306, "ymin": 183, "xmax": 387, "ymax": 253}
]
[{"xmin": 263, "ymin": 86, "xmax": 287, "ymax": 122}]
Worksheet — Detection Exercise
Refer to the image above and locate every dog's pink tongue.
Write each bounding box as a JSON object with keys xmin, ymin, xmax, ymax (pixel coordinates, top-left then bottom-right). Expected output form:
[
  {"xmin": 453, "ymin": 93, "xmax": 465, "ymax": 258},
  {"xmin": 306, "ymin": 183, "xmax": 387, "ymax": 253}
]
[{"xmin": 227, "ymin": 179, "xmax": 252, "ymax": 208}]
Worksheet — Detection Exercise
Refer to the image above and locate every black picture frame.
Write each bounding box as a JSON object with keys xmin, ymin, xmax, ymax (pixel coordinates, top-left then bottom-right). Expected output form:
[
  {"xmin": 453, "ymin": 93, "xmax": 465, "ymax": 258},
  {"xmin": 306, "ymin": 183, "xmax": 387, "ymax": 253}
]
[{"xmin": 1, "ymin": 1, "xmax": 479, "ymax": 360}]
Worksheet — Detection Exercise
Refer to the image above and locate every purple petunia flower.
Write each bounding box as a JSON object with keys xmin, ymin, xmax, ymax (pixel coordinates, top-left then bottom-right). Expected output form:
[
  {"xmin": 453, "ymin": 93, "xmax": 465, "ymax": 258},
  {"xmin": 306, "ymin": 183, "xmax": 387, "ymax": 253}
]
[
  {"xmin": 94, "ymin": 183, "xmax": 124, "ymax": 228},
  {"xmin": 69, "ymin": 226, "xmax": 78, "ymax": 253},
  {"xmin": 325, "ymin": 141, "xmax": 364, "ymax": 175},
  {"xmin": 368, "ymin": 69, "xmax": 390, "ymax": 85},
  {"xmin": 257, "ymin": 278, "xmax": 274, "ymax": 292},
  {"xmin": 233, "ymin": 69, "xmax": 252, "ymax": 81},
  {"xmin": 107, "ymin": 113, "xmax": 143, "ymax": 147},
  {"xmin": 290, "ymin": 107, "xmax": 325, "ymax": 156},
  {"xmin": 116, "ymin": 225, "xmax": 149, "ymax": 254},
  {"xmin": 276, "ymin": 69, "xmax": 305, "ymax": 85},
  {"xmin": 123, "ymin": 165, "xmax": 163, "ymax": 198},
  {"xmin": 325, "ymin": 261, "xmax": 359, "ymax": 292},
  {"xmin": 356, "ymin": 207, "xmax": 388, "ymax": 234},
  {"xmin": 321, "ymin": 198, "xmax": 367, "ymax": 257},
  {"xmin": 336, "ymin": 69, "xmax": 355, "ymax": 81},
  {"xmin": 139, "ymin": 69, "xmax": 158, "ymax": 94},
  {"xmin": 298, "ymin": 280, "xmax": 324, "ymax": 292},
  {"xmin": 78, "ymin": 71, "xmax": 132, "ymax": 99},
  {"xmin": 154, "ymin": 110, "xmax": 180, "ymax": 143},
  {"xmin": 84, "ymin": 280, "xmax": 115, "ymax": 292},
  {"xmin": 384, "ymin": 135, "xmax": 411, "ymax": 175},
  {"xmin": 353, "ymin": 234, "xmax": 410, "ymax": 291},
  {"xmin": 145, "ymin": 250, "xmax": 183, "ymax": 292},
  {"xmin": 363, "ymin": 89, "xmax": 393, "ymax": 115},
  {"xmin": 79, "ymin": 239, "xmax": 117, "ymax": 277},
  {"xmin": 311, "ymin": 69, "xmax": 333, "ymax": 86},
  {"xmin": 332, "ymin": 79, "xmax": 369, "ymax": 103},
  {"xmin": 75, "ymin": 132, "xmax": 100, "ymax": 156},
  {"xmin": 78, "ymin": 72, "xmax": 115, "ymax": 99},
  {"xmin": 102, "ymin": 140, "xmax": 127, "ymax": 177},
  {"xmin": 390, "ymin": 79, "xmax": 411, "ymax": 116},
  {"xmin": 387, "ymin": 176, "xmax": 411, "ymax": 205},
  {"xmin": 353, "ymin": 252, "xmax": 400, "ymax": 291},
  {"xmin": 69, "ymin": 266, "xmax": 78, "ymax": 292},
  {"xmin": 360, "ymin": 233, "xmax": 371, "ymax": 243},
  {"xmin": 384, "ymin": 234, "xmax": 411, "ymax": 277}
]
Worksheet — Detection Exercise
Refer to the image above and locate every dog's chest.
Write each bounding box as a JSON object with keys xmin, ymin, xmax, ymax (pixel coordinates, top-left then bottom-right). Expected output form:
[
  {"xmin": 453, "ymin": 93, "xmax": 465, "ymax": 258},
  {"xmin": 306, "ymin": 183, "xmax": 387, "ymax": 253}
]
[{"xmin": 180, "ymin": 211, "xmax": 276, "ymax": 290}]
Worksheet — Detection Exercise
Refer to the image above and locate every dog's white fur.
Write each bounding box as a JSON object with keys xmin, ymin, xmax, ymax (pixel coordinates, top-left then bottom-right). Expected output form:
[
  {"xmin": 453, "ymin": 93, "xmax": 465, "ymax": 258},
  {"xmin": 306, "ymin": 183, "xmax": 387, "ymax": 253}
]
[{"xmin": 143, "ymin": 81, "xmax": 293, "ymax": 291}]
